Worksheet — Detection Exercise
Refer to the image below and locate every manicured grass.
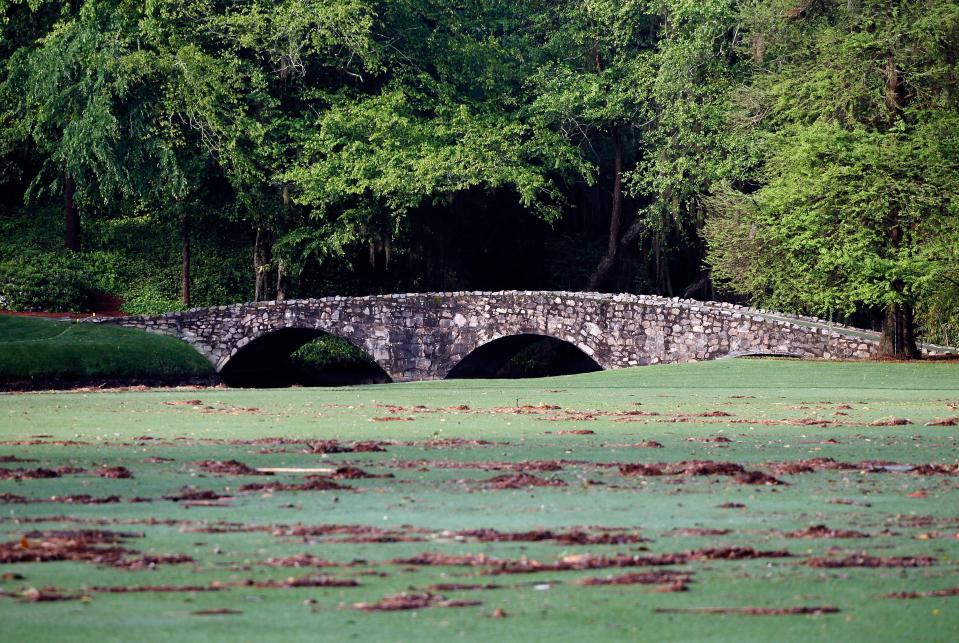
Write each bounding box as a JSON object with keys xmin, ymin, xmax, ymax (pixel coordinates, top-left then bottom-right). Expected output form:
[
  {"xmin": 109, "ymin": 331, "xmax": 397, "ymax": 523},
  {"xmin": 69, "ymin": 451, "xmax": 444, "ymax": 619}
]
[
  {"xmin": 1, "ymin": 359, "xmax": 958, "ymax": 641},
  {"xmin": 0, "ymin": 315, "xmax": 213, "ymax": 384}
]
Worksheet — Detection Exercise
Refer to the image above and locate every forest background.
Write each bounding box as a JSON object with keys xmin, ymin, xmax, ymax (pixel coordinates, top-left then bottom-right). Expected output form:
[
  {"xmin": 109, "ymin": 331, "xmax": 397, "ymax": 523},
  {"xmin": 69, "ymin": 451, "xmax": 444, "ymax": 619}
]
[{"xmin": 0, "ymin": 0, "xmax": 957, "ymax": 358}]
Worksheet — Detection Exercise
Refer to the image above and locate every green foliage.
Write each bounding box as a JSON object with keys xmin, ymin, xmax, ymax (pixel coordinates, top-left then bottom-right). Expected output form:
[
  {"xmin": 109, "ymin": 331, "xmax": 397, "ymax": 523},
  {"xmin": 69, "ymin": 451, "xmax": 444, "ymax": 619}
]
[
  {"xmin": 0, "ymin": 252, "xmax": 92, "ymax": 312},
  {"xmin": 705, "ymin": 1, "xmax": 959, "ymax": 326},
  {"xmin": 290, "ymin": 335, "xmax": 375, "ymax": 370},
  {"xmin": 0, "ymin": 0, "xmax": 957, "ymax": 345},
  {"xmin": 119, "ymin": 283, "xmax": 186, "ymax": 316}
]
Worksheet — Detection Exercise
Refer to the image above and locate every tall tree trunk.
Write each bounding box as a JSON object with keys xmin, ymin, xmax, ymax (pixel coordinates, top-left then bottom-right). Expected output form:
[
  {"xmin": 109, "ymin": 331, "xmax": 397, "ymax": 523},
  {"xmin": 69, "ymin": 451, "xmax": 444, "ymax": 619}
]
[
  {"xmin": 585, "ymin": 128, "xmax": 625, "ymax": 291},
  {"xmin": 878, "ymin": 303, "xmax": 920, "ymax": 359},
  {"xmin": 64, "ymin": 171, "xmax": 80, "ymax": 252},
  {"xmin": 276, "ymin": 186, "xmax": 290, "ymax": 301},
  {"xmin": 180, "ymin": 213, "xmax": 191, "ymax": 307},
  {"xmin": 876, "ymin": 52, "xmax": 919, "ymax": 358},
  {"xmin": 275, "ymin": 261, "xmax": 286, "ymax": 302},
  {"xmin": 253, "ymin": 226, "xmax": 273, "ymax": 301}
]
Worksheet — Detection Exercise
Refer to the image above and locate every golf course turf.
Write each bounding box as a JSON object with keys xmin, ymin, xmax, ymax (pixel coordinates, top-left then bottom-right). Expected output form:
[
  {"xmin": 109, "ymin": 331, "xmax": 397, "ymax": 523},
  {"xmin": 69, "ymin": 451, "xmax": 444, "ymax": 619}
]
[
  {"xmin": 1, "ymin": 359, "xmax": 957, "ymax": 641},
  {"xmin": 0, "ymin": 315, "xmax": 214, "ymax": 388}
]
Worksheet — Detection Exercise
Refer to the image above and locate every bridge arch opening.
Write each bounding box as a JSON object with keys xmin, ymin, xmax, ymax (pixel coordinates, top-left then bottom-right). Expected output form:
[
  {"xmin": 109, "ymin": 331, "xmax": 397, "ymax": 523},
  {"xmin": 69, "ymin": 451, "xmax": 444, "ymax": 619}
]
[
  {"xmin": 219, "ymin": 328, "xmax": 391, "ymax": 388},
  {"xmin": 446, "ymin": 334, "xmax": 603, "ymax": 380}
]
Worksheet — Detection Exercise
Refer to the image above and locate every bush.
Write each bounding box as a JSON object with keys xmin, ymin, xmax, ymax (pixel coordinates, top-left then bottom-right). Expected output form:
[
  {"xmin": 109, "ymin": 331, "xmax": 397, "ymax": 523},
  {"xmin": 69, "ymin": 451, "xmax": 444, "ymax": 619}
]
[
  {"xmin": 121, "ymin": 282, "xmax": 187, "ymax": 316},
  {"xmin": 290, "ymin": 335, "xmax": 376, "ymax": 370},
  {"xmin": 0, "ymin": 253, "xmax": 93, "ymax": 312}
]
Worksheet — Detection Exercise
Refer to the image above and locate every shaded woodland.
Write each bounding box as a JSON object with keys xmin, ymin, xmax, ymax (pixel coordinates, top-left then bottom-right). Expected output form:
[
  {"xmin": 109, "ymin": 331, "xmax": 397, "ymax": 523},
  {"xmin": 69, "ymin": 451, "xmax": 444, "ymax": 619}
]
[{"xmin": 1, "ymin": 0, "xmax": 957, "ymax": 357}]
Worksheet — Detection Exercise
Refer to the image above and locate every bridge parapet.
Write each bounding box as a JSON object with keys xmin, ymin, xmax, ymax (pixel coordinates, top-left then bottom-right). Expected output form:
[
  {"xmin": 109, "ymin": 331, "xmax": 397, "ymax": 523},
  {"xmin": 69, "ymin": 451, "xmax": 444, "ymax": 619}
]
[{"xmin": 90, "ymin": 291, "xmax": 888, "ymax": 381}]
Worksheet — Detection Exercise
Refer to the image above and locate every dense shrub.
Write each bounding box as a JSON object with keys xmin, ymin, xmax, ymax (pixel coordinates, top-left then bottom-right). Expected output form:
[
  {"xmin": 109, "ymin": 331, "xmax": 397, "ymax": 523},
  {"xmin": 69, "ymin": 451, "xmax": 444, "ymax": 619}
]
[
  {"xmin": 121, "ymin": 282, "xmax": 187, "ymax": 316},
  {"xmin": 0, "ymin": 253, "xmax": 93, "ymax": 312},
  {"xmin": 290, "ymin": 335, "xmax": 376, "ymax": 370}
]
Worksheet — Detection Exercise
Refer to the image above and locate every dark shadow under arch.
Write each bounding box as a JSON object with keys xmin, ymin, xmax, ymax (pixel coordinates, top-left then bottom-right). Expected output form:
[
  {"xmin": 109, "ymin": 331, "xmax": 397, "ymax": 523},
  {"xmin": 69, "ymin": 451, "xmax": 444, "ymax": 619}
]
[
  {"xmin": 446, "ymin": 334, "xmax": 603, "ymax": 379},
  {"xmin": 219, "ymin": 328, "xmax": 391, "ymax": 388}
]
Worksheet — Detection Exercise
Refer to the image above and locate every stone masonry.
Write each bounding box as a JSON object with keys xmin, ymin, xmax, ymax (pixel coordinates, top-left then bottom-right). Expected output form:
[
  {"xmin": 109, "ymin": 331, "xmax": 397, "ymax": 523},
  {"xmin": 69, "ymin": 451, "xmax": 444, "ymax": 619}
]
[{"xmin": 89, "ymin": 291, "xmax": 888, "ymax": 382}]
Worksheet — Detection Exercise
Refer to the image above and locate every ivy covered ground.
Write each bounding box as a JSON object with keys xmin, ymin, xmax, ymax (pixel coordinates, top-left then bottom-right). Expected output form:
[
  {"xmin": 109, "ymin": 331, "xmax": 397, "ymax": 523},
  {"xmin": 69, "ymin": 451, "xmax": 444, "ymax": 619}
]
[{"xmin": 1, "ymin": 360, "xmax": 958, "ymax": 641}]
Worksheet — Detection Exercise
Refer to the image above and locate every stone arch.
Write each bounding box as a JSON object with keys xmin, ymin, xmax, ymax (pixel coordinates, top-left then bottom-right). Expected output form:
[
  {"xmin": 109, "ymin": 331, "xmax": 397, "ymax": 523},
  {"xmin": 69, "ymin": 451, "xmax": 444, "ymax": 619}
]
[
  {"xmin": 445, "ymin": 332, "xmax": 605, "ymax": 379},
  {"xmin": 216, "ymin": 325, "xmax": 391, "ymax": 388}
]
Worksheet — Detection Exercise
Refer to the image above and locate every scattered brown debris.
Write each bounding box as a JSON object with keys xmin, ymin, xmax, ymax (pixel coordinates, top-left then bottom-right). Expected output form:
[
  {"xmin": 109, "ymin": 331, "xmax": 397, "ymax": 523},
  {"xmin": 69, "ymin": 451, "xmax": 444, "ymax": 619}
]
[
  {"xmin": 428, "ymin": 583, "xmax": 502, "ymax": 591},
  {"xmin": 113, "ymin": 554, "xmax": 195, "ymax": 570},
  {"xmin": 698, "ymin": 411, "xmax": 733, "ymax": 418},
  {"xmin": 826, "ymin": 498, "xmax": 871, "ymax": 507},
  {"xmin": 354, "ymin": 441, "xmax": 389, "ymax": 452},
  {"xmin": 806, "ymin": 554, "xmax": 935, "ymax": 568},
  {"xmin": 555, "ymin": 429, "xmax": 595, "ymax": 435},
  {"xmin": 619, "ymin": 463, "xmax": 665, "ymax": 477},
  {"xmin": 909, "ymin": 463, "xmax": 959, "ymax": 475},
  {"xmin": 718, "ymin": 502, "xmax": 745, "ymax": 509},
  {"xmin": 513, "ymin": 461, "xmax": 564, "ymax": 472},
  {"xmin": 331, "ymin": 466, "xmax": 393, "ymax": 479},
  {"xmin": 0, "ymin": 455, "xmax": 35, "ymax": 463},
  {"xmin": 0, "ymin": 467, "xmax": 62, "ymax": 480},
  {"xmin": 926, "ymin": 417, "xmax": 959, "ymax": 426},
  {"xmin": 654, "ymin": 606, "xmax": 839, "ymax": 616},
  {"xmin": 92, "ymin": 584, "xmax": 220, "ymax": 594},
  {"xmin": 869, "ymin": 417, "xmax": 913, "ymax": 426},
  {"xmin": 666, "ymin": 528, "xmax": 731, "ymax": 537},
  {"xmin": 494, "ymin": 404, "xmax": 561, "ymax": 414},
  {"xmin": 20, "ymin": 586, "xmax": 88, "ymax": 602},
  {"xmin": 162, "ymin": 487, "xmax": 229, "ymax": 502},
  {"xmin": 192, "ymin": 608, "xmax": 242, "ymax": 615},
  {"xmin": 162, "ymin": 400, "xmax": 204, "ymax": 406},
  {"xmin": 485, "ymin": 473, "xmax": 568, "ymax": 489},
  {"xmin": 786, "ymin": 525, "xmax": 869, "ymax": 539},
  {"xmin": 395, "ymin": 547, "xmax": 790, "ymax": 574},
  {"xmin": 454, "ymin": 528, "xmax": 648, "ymax": 546},
  {"xmin": 97, "ymin": 466, "xmax": 133, "ymax": 479},
  {"xmin": 883, "ymin": 587, "xmax": 959, "ymax": 599},
  {"xmin": 52, "ymin": 495, "xmax": 122, "ymax": 505},
  {"xmin": 263, "ymin": 554, "xmax": 339, "ymax": 568},
  {"xmin": 194, "ymin": 460, "xmax": 272, "ymax": 476},
  {"xmin": 632, "ymin": 441, "xmax": 664, "ymax": 448},
  {"xmin": 733, "ymin": 471, "xmax": 786, "ymax": 486},
  {"xmin": 619, "ymin": 460, "xmax": 782, "ymax": 484},
  {"xmin": 0, "ymin": 529, "xmax": 140, "ymax": 566},
  {"xmin": 688, "ymin": 436, "xmax": 733, "ymax": 443},
  {"xmin": 239, "ymin": 476, "xmax": 346, "ymax": 493},
  {"xmin": 304, "ymin": 440, "xmax": 355, "ymax": 454},
  {"xmin": 418, "ymin": 438, "xmax": 499, "ymax": 449},
  {"xmin": 243, "ymin": 575, "xmax": 358, "ymax": 589},
  {"xmin": 353, "ymin": 592, "xmax": 482, "ymax": 611},
  {"xmin": 577, "ymin": 570, "xmax": 691, "ymax": 591},
  {"xmin": 370, "ymin": 416, "xmax": 415, "ymax": 422}
]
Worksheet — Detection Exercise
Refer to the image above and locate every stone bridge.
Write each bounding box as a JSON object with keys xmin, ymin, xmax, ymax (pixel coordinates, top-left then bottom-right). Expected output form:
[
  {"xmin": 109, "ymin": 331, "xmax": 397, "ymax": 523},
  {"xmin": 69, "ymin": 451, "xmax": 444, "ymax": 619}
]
[{"xmin": 91, "ymin": 291, "xmax": 892, "ymax": 382}]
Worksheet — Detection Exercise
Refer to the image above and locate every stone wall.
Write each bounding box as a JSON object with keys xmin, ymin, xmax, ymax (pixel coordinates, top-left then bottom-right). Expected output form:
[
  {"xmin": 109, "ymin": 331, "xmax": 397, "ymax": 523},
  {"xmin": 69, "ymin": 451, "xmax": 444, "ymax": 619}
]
[{"xmin": 90, "ymin": 291, "xmax": 884, "ymax": 381}]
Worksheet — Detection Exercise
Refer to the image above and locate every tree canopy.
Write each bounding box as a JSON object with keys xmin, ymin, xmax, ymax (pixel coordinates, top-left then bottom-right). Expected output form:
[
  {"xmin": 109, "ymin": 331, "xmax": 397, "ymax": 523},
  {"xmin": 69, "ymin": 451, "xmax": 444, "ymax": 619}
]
[{"xmin": 1, "ymin": 0, "xmax": 957, "ymax": 357}]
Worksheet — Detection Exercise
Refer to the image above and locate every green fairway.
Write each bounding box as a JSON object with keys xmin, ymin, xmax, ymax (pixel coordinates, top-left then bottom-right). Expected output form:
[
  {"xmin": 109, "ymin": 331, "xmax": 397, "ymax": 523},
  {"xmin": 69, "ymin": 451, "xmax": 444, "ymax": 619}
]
[
  {"xmin": 1, "ymin": 359, "xmax": 958, "ymax": 642},
  {"xmin": 0, "ymin": 315, "xmax": 213, "ymax": 386}
]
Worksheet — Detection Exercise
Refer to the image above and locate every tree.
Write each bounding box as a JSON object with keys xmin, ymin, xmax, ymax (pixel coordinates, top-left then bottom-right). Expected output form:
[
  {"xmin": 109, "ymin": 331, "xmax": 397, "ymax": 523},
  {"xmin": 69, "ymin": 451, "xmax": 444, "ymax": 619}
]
[
  {"xmin": 525, "ymin": 0, "xmax": 656, "ymax": 291},
  {"xmin": 526, "ymin": 0, "xmax": 742, "ymax": 294},
  {"xmin": 284, "ymin": 0, "xmax": 582, "ymax": 288},
  {"xmin": 705, "ymin": 0, "xmax": 959, "ymax": 357},
  {"xmin": 0, "ymin": 1, "xmax": 186, "ymax": 252}
]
